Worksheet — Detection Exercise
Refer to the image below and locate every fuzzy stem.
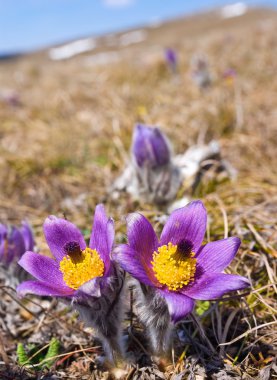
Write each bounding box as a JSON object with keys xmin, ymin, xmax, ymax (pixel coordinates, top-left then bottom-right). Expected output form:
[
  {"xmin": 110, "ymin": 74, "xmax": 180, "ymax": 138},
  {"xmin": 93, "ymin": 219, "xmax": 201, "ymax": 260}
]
[
  {"xmin": 72, "ymin": 266, "xmax": 126, "ymax": 366},
  {"xmin": 133, "ymin": 280, "xmax": 173, "ymax": 357}
]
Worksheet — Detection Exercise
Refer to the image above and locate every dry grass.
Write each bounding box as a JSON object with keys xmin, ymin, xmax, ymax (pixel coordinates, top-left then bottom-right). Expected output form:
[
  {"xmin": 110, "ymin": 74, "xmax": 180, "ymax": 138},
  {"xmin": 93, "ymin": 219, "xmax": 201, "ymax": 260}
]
[{"xmin": 0, "ymin": 8, "xmax": 276, "ymax": 379}]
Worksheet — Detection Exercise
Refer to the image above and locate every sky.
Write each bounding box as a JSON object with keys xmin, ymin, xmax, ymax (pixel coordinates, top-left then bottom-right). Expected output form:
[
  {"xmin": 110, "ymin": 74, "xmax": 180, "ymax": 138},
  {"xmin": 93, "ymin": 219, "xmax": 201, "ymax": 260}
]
[{"xmin": 0, "ymin": 0, "xmax": 276, "ymax": 53}]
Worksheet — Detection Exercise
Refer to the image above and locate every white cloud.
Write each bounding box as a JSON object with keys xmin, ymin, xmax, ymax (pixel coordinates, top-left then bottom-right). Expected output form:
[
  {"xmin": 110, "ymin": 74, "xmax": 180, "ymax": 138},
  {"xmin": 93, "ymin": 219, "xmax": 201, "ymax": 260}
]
[{"xmin": 102, "ymin": 0, "xmax": 135, "ymax": 8}]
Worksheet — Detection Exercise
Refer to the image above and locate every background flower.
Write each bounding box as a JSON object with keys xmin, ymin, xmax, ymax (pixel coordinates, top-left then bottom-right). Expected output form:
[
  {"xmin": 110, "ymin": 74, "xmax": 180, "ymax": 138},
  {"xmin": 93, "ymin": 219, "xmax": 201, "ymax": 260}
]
[
  {"xmin": 164, "ymin": 48, "xmax": 178, "ymax": 73},
  {"xmin": 0, "ymin": 221, "xmax": 34, "ymax": 267},
  {"xmin": 0, "ymin": 221, "xmax": 34, "ymax": 286},
  {"xmin": 132, "ymin": 124, "xmax": 171, "ymax": 169}
]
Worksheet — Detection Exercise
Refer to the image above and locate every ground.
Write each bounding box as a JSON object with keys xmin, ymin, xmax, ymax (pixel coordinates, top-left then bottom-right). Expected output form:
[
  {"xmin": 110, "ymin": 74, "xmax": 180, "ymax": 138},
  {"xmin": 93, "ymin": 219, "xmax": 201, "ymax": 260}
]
[{"xmin": 0, "ymin": 7, "xmax": 276, "ymax": 380}]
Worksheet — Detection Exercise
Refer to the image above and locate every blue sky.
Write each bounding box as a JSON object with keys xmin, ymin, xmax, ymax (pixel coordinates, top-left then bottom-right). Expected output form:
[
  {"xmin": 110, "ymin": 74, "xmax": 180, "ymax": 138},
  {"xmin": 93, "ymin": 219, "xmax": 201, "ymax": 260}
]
[{"xmin": 0, "ymin": 0, "xmax": 276, "ymax": 53}]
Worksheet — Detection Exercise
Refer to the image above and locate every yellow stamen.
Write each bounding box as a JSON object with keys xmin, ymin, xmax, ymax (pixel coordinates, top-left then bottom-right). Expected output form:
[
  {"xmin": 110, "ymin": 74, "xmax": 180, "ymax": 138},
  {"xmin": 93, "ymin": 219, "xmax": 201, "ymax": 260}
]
[
  {"xmin": 151, "ymin": 243, "xmax": 197, "ymax": 291},
  {"xmin": 59, "ymin": 247, "xmax": 104, "ymax": 290}
]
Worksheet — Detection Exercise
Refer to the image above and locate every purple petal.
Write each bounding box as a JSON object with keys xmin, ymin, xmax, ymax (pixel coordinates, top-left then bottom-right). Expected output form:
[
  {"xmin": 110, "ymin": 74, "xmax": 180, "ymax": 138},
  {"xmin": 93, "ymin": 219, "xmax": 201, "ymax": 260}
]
[
  {"xmin": 0, "ymin": 226, "xmax": 7, "ymax": 263},
  {"xmin": 159, "ymin": 289, "xmax": 194, "ymax": 323},
  {"xmin": 18, "ymin": 251, "xmax": 70, "ymax": 291},
  {"xmin": 76, "ymin": 277, "xmax": 102, "ymax": 298},
  {"xmin": 196, "ymin": 237, "xmax": 241, "ymax": 273},
  {"xmin": 0, "ymin": 225, "xmax": 8, "ymax": 263},
  {"xmin": 126, "ymin": 212, "xmax": 159, "ymax": 269},
  {"xmin": 17, "ymin": 280, "xmax": 73, "ymax": 297},
  {"xmin": 0, "ymin": 224, "xmax": 6, "ymax": 235},
  {"xmin": 20, "ymin": 221, "xmax": 35, "ymax": 251},
  {"xmin": 183, "ymin": 273, "xmax": 250, "ymax": 300},
  {"xmin": 165, "ymin": 48, "xmax": 177, "ymax": 66},
  {"xmin": 89, "ymin": 204, "xmax": 113, "ymax": 275},
  {"xmin": 43, "ymin": 216, "xmax": 86, "ymax": 262},
  {"xmin": 114, "ymin": 244, "xmax": 160, "ymax": 287},
  {"xmin": 6, "ymin": 227, "xmax": 26, "ymax": 264},
  {"xmin": 160, "ymin": 200, "xmax": 207, "ymax": 251},
  {"xmin": 132, "ymin": 124, "xmax": 170, "ymax": 168}
]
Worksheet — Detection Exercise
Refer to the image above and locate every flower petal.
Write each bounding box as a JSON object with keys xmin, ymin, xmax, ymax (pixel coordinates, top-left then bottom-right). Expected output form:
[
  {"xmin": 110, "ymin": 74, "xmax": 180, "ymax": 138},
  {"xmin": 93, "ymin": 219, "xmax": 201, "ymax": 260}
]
[
  {"xmin": 114, "ymin": 244, "xmax": 159, "ymax": 287},
  {"xmin": 126, "ymin": 212, "xmax": 159, "ymax": 268},
  {"xmin": 17, "ymin": 280, "xmax": 73, "ymax": 297},
  {"xmin": 89, "ymin": 204, "xmax": 113, "ymax": 274},
  {"xmin": 183, "ymin": 273, "xmax": 250, "ymax": 300},
  {"xmin": 20, "ymin": 221, "xmax": 35, "ymax": 251},
  {"xmin": 43, "ymin": 216, "xmax": 86, "ymax": 262},
  {"xmin": 76, "ymin": 277, "xmax": 102, "ymax": 298},
  {"xmin": 159, "ymin": 289, "xmax": 194, "ymax": 323},
  {"xmin": 160, "ymin": 200, "xmax": 207, "ymax": 251},
  {"xmin": 18, "ymin": 251, "xmax": 70, "ymax": 291},
  {"xmin": 6, "ymin": 227, "xmax": 26, "ymax": 264},
  {"xmin": 196, "ymin": 237, "xmax": 241, "ymax": 273},
  {"xmin": 0, "ymin": 224, "xmax": 6, "ymax": 255},
  {"xmin": 132, "ymin": 124, "xmax": 170, "ymax": 168}
]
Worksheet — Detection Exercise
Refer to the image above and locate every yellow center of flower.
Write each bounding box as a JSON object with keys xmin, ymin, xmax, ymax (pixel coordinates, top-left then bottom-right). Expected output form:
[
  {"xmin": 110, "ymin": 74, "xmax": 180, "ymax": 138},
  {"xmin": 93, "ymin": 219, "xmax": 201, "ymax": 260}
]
[
  {"xmin": 59, "ymin": 247, "xmax": 104, "ymax": 290},
  {"xmin": 151, "ymin": 242, "xmax": 197, "ymax": 291}
]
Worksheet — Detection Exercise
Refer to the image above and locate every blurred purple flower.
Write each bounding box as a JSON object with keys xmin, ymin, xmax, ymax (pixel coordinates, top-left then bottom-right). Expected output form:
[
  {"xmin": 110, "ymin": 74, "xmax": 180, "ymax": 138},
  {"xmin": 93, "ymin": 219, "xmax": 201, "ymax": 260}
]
[
  {"xmin": 0, "ymin": 221, "xmax": 34, "ymax": 267},
  {"xmin": 20, "ymin": 221, "xmax": 35, "ymax": 252},
  {"xmin": 132, "ymin": 124, "xmax": 171, "ymax": 169},
  {"xmin": 115, "ymin": 200, "xmax": 249, "ymax": 323},
  {"xmin": 17, "ymin": 205, "xmax": 125, "ymax": 364},
  {"xmin": 164, "ymin": 48, "xmax": 178, "ymax": 73},
  {"xmin": 223, "ymin": 68, "xmax": 237, "ymax": 86},
  {"xmin": 0, "ymin": 89, "xmax": 21, "ymax": 108},
  {"xmin": 223, "ymin": 68, "xmax": 237, "ymax": 79}
]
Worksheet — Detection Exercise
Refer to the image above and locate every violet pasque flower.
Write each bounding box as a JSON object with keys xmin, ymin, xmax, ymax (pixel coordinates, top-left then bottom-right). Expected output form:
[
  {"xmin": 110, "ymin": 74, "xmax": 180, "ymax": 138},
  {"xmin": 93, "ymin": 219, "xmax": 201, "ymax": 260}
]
[
  {"xmin": 0, "ymin": 221, "xmax": 34, "ymax": 285},
  {"xmin": 132, "ymin": 124, "xmax": 170, "ymax": 169},
  {"xmin": 17, "ymin": 205, "xmax": 125, "ymax": 364},
  {"xmin": 0, "ymin": 221, "xmax": 34, "ymax": 266},
  {"xmin": 164, "ymin": 48, "xmax": 178, "ymax": 74},
  {"xmin": 131, "ymin": 124, "xmax": 181, "ymax": 204},
  {"xmin": 115, "ymin": 200, "xmax": 249, "ymax": 354}
]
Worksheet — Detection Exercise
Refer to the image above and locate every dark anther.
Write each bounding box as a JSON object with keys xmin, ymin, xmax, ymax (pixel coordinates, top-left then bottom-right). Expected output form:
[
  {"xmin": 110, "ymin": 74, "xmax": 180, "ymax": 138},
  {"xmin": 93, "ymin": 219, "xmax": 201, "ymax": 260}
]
[
  {"xmin": 177, "ymin": 239, "xmax": 193, "ymax": 256},
  {"xmin": 63, "ymin": 241, "xmax": 82, "ymax": 262}
]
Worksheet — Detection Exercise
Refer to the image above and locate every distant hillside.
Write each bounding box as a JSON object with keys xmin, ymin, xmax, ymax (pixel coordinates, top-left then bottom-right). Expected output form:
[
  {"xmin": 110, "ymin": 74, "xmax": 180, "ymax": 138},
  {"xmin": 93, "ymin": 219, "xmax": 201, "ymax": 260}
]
[
  {"xmin": 2, "ymin": 6, "xmax": 276, "ymax": 63},
  {"xmin": 0, "ymin": 52, "xmax": 22, "ymax": 61}
]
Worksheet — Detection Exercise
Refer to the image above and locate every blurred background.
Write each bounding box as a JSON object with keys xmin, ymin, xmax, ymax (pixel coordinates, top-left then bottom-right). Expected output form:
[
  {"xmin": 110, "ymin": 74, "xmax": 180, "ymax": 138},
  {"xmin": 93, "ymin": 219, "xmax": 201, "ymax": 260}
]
[
  {"xmin": 1, "ymin": 0, "xmax": 276, "ymax": 55},
  {"xmin": 0, "ymin": 0, "xmax": 276, "ymax": 223}
]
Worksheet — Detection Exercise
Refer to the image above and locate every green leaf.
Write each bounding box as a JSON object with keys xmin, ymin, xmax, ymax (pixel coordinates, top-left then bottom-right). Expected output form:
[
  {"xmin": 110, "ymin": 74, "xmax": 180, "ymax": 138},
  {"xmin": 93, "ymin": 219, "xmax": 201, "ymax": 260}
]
[
  {"xmin": 195, "ymin": 300, "xmax": 210, "ymax": 316},
  {"xmin": 17, "ymin": 343, "xmax": 30, "ymax": 366},
  {"xmin": 43, "ymin": 338, "xmax": 60, "ymax": 368}
]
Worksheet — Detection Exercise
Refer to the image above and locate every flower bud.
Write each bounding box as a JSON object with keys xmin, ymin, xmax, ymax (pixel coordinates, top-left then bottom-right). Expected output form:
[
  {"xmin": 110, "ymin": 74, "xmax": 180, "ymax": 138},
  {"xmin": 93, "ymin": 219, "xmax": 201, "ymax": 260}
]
[{"xmin": 132, "ymin": 124, "xmax": 170, "ymax": 169}]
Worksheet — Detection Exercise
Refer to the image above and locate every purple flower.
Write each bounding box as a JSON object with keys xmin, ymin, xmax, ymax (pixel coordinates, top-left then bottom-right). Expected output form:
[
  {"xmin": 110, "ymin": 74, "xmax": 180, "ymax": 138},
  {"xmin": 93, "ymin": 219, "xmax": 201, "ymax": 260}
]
[
  {"xmin": 132, "ymin": 124, "xmax": 171, "ymax": 169},
  {"xmin": 115, "ymin": 200, "xmax": 249, "ymax": 323},
  {"xmin": 17, "ymin": 205, "xmax": 126, "ymax": 364},
  {"xmin": 20, "ymin": 221, "xmax": 35, "ymax": 252},
  {"xmin": 223, "ymin": 68, "xmax": 237, "ymax": 79},
  {"xmin": 17, "ymin": 204, "xmax": 115, "ymax": 298},
  {"xmin": 0, "ymin": 221, "xmax": 34, "ymax": 266},
  {"xmin": 164, "ymin": 48, "xmax": 178, "ymax": 73}
]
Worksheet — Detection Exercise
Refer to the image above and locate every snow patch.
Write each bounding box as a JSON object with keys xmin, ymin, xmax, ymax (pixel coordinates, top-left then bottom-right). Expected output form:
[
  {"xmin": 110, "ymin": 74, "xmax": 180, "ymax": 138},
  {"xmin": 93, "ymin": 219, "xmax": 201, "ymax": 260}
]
[
  {"xmin": 49, "ymin": 38, "xmax": 96, "ymax": 60},
  {"xmin": 221, "ymin": 2, "xmax": 248, "ymax": 19}
]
